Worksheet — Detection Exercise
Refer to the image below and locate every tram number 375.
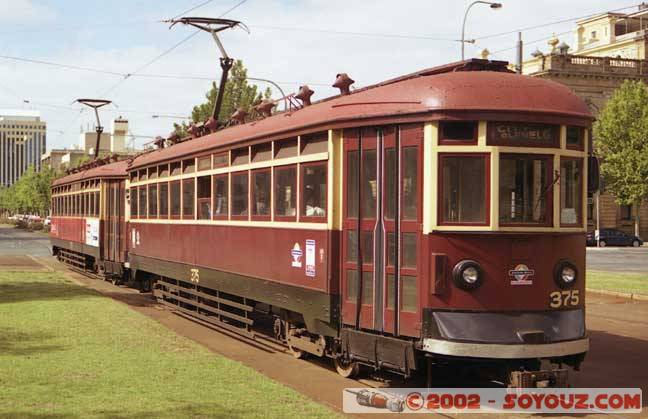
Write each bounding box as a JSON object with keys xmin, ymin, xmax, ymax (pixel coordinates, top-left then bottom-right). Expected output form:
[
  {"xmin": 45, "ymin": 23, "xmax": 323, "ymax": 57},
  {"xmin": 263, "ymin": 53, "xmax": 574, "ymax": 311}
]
[
  {"xmin": 190, "ymin": 268, "xmax": 200, "ymax": 284},
  {"xmin": 549, "ymin": 290, "xmax": 579, "ymax": 308}
]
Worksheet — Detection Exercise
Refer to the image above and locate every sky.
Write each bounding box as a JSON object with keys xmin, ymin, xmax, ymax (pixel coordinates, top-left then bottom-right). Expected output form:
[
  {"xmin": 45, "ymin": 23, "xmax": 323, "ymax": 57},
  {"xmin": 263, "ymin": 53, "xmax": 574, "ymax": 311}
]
[{"xmin": 0, "ymin": 0, "xmax": 634, "ymax": 151}]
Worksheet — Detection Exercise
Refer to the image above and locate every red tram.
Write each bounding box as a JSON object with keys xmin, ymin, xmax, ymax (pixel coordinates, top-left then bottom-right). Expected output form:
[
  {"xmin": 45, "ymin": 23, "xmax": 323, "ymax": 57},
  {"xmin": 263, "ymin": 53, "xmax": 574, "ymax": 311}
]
[{"xmin": 51, "ymin": 59, "xmax": 596, "ymax": 386}]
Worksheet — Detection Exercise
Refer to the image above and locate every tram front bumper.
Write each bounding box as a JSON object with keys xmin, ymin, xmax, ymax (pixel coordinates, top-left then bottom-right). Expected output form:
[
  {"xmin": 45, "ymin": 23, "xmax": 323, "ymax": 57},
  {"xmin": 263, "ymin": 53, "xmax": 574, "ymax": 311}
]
[{"xmin": 421, "ymin": 309, "xmax": 588, "ymax": 359}]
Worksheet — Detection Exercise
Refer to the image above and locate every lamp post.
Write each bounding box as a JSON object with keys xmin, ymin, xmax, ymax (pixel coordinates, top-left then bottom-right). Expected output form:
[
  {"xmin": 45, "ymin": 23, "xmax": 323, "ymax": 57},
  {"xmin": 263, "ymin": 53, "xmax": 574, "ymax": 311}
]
[{"xmin": 461, "ymin": 1, "xmax": 503, "ymax": 60}]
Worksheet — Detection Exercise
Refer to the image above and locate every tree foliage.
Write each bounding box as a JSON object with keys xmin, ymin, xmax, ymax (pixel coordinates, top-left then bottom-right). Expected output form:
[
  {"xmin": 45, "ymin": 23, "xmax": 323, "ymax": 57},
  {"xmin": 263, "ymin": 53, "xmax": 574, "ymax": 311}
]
[
  {"xmin": 175, "ymin": 60, "xmax": 271, "ymax": 135},
  {"xmin": 594, "ymin": 80, "xmax": 648, "ymax": 207},
  {"xmin": 0, "ymin": 166, "xmax": 55, "ymax": 215}
]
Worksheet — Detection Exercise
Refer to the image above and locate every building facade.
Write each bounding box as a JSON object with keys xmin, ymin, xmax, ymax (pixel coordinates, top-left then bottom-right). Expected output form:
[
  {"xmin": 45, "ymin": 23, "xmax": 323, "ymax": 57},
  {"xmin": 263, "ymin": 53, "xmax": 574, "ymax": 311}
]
[
  {"xmin": 521, "ymin": 4, "xmax": 648, "ymax": 238},
  {"xmin": 0, "ymin": 110, "xmax": 46, "ymax": 187}
]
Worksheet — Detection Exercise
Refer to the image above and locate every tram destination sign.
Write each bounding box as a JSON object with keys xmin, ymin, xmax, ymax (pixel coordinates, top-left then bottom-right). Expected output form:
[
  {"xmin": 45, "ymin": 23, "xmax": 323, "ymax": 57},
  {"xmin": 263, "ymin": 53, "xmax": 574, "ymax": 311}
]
[{"xmin": 487, "ymin": 122, "xmax": 560, "ymax": 147}]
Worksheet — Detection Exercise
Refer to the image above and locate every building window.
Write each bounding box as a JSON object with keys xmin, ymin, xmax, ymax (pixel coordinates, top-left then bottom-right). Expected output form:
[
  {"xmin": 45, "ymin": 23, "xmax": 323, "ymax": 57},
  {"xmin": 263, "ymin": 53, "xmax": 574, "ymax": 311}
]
[
  {"xmin": 439, "ymin": 121, "xmax": 478, "ymax": 144},
  {"xmin": 301, "ymin": 163, "xmax": 327, "ymax": 219},
  {"xmin": 197, "ymin": 176, "xmax": 211, "ymax": 220},
  {"xmin": 231, "ymin": 172, "xmax": 249, "ymax": 218},
  {"xmin": 148, "ymin": 184, "xmax": 158, "ymax": 218},
  {"xmin": 252, "ymin": 170, "xmax": 271, "ymax": 218},
  {"xmin": 159, "ymin": 183, "xmax": 169, "ymax": 218},
  {"xmin": 275, "ymin": 166, "xmax": 297, "ymax": 219},
  {"xmin": 182, "ymin": 178, "xmax": 195, "ymax": 219},
  {"xmin": 499, "ymin": 154, "xmax": 551, "ymax": 225},
  {"xmin": 213, "ymin": 175, "xmax": 228, "ymax": 219},
  {"xmin": 621, "ymin": 204, "xmax": 633, "ymax": 221},
  {"xmin": 170, "ymin": 181, "xmax": 181, "ymax": 217},
  {"xmin": 440, "ymin": 154, "xmax": 488, "ymax": 224},
  {"xmin": 560, "ymin": 158, "xmax": 582, "ymax": 225}
]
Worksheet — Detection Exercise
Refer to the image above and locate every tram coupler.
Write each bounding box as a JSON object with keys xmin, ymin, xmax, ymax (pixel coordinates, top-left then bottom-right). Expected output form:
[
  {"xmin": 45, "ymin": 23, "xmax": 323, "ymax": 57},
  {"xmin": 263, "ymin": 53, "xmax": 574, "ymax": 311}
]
[{"xmin": 509, "ymin": 369, "xmax": 568, "ymax": 388}]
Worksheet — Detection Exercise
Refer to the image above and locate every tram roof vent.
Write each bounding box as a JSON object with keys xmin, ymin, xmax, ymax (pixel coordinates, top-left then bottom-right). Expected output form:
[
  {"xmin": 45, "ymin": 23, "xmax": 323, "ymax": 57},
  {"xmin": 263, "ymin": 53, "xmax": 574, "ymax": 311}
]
[
  {"xmin": 333, "ymin": 73, "xmax": 354, "ymax": 95},
  {"xmin": 295, "ymin": 85, "xmax": 314, "ymax": 106},
  {"xmin": 230, "ymin": 108, "xmax": 248, "ymax": 124},
  {"xmin": 255, "ymin": 100, "xmax": 275, "ymax": 118}
]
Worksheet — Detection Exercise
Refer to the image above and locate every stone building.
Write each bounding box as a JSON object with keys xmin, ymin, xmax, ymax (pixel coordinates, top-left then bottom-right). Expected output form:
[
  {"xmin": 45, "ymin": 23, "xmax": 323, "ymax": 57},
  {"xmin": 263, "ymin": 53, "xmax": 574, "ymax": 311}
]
[{"xmin": 520, "ymin": 4, "xmax": 648, "ymax": 238}]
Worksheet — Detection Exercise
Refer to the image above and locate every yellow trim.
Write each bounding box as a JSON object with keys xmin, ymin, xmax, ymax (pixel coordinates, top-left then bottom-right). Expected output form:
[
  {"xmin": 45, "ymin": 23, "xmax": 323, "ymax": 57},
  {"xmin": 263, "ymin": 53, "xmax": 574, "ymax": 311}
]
[
  {"xmin": 477, "ymin": 121, "xmax": 487, "ymax": 147},
  {"xmin": 553, "ymin": 153, "xmax": 561, "ymax": 228},
  {"xmin": 490, "ymin": 148, "xmax": 500, "ymax": 229},
  {"xmin": 329, "ymin": 129, "xmax": 343, "ymax": 231},
  {"xmin": 423, "ymin": 122, "xmax": 436, "ymax": 234},
  {"xmin": 129, "ymin": 219, "xmax": 328, "ymax": 230},
  {"xmin": 52, "ymin": 188, "xmax": 100, "ymax": 197}
]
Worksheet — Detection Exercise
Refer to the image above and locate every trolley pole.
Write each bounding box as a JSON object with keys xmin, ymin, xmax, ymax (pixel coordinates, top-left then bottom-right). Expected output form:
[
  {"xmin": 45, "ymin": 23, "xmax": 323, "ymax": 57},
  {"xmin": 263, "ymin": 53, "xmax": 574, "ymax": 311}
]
[{"xmin": 75, "ymin": 99, "xmax": 112, "ymax": 160}]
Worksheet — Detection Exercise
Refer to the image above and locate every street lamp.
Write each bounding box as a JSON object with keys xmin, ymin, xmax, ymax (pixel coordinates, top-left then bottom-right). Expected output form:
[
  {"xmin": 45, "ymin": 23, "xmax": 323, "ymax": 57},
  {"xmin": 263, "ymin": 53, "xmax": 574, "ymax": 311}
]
[{"xmin": 461, "ymin": 1, "xmax": 503, "ymax": 60}]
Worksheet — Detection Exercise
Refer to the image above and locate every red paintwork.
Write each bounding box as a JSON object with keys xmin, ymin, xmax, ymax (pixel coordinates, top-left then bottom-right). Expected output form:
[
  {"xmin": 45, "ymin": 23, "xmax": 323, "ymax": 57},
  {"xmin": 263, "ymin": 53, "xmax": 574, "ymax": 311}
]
[
  {"xmin": 128, "ymin": 223, "xmax": 330, "ymax": 293},
  {"xmin": 50, "ymin": 217, "xmax": 86, "ymax": 243},
  {"xmin": 421, "ymin": 233, "xmax": 585, "ymax": 312},
  {"xmin": 53, "ymin": 160, "xmax": 129, "ymax": 187},
  {"xmin": 130, "ymin": 67, "xmax": 592, "ymax": 170}
]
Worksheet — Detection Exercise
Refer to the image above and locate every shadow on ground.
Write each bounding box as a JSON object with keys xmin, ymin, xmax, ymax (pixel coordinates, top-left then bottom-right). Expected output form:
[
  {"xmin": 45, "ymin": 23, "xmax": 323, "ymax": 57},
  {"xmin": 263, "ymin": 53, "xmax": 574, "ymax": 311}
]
[
  {"xmin": 0, "ymin": 281, "xmax": 94, "ymax": 304},
  {"xmin": 0, "ymin": 328, "xmax": 64, "ymax": 356}
]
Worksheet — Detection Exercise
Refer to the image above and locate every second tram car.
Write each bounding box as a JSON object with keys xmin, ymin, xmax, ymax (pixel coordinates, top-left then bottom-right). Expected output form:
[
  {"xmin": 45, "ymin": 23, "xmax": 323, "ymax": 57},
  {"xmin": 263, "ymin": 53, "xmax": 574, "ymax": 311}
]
[{"xmin": 51, "ymin": 59, "xmax": 596, "ymax": 386}]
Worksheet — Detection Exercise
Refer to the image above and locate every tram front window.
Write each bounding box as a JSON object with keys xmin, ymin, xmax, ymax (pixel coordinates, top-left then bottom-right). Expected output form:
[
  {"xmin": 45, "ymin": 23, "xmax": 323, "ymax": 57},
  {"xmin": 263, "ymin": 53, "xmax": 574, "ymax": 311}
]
[{"xmin": 499, "ymin": 154, "xmax": 550, "ymax": 225}]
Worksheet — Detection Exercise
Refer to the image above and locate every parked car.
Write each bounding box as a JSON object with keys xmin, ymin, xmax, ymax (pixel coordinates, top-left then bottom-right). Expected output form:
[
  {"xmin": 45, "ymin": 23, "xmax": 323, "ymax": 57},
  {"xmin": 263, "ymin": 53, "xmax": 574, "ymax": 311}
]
[
  {"xmin": 43, "ymin": 216, "xmax": 51, "ymax": 226},
  {"xmin": 586, "ymin": 229, "xmax": 643, "ymax": 247}
]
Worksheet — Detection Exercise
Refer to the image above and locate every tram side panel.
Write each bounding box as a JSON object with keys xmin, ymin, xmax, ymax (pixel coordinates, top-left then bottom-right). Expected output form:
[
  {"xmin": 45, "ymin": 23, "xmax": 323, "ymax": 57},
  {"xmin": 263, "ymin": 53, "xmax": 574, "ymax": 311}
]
[{"xmin": 51, "ymin": 216, "xmax": 101, "ymax": 260}]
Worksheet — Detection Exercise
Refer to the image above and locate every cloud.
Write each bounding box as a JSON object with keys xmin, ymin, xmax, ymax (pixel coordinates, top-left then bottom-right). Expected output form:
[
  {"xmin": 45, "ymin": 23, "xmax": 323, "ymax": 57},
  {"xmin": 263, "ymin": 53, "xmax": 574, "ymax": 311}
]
[{"xmin": 0, "ymin": 0, "xmax": 56, "ymax": 23}]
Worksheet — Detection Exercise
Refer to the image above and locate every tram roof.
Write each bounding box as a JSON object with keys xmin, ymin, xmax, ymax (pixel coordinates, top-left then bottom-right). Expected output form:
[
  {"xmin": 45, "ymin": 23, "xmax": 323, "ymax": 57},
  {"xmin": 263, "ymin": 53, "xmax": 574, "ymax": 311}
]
[
  {"xmin": 130, "ymin": 59, "xmax": 593, "ymax": 170},
  {"xmin": 53, "ymin": 160, "xmax": 129, "ymax": 187}
]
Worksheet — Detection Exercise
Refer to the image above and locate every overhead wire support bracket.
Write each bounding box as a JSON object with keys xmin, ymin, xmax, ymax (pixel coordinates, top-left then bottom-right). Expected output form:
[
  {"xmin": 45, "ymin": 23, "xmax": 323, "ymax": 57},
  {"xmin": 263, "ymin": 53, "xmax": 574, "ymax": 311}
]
[{"xmin": 164, "ymin": 17, "xmax": 249, "ymax": 124}]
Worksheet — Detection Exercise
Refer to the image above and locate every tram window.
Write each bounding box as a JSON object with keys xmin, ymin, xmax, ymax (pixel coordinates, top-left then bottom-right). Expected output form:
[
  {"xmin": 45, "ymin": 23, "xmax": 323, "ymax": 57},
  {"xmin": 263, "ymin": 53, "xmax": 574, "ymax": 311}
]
[
  {"xmin": 301, "ymin": 132, "xmax": 328, "ymax": 155},
  {"xmin": 274, "ymin": 138, "xmax": 298, "ymax": 159},
  {"xmin": 560, "ymin": 158, "xmax": 582, "ymax": 225},
  {"xmin": 499, "ymin": 155, "xmax": 550, "ymax": 225},
  {"xmin": 362, "ymin": 150, "xmax": 377, "ymax": 219},
  {"xmin": 252, "ymin": 143, "xmax": 272, "ymax": 162},
  {"xmin": 301, "ymin": 163, "xmax": 327, "ymax": 219},
  {"xmin": 130, "ymin": 171, "xmax": 138, "ymax": 183},
  {"xmin": 183, "ymin": 159, "xmax": 195, "ymax": 174},
  {"xmin": 170, "ymin": 181, "xmax": 181, "ymax": 217},
  {"xmin": 402, "ymin": 233, "xmax": 417, "ymax": 268},
  {"xmin": 197, "ymin": 176, "xmax": 211, "ymax": 220},
  {"xmin": 213, "ymin": 175, "xmax": 228, "ymax": 218},
  {"xmin": 159, "ymin": 164, "xmax": 169, "ymax": 178},
  {"xmin": 440, "ymin": 155, "xmax": 487, "ymax": 224},
  {"xmin": 401, "ymin": 275, "xmax": 417, "ymax": 312},
  {"xmin": 213, "ymin": 153, "xmax": 229, "ymax": 168},
  {"xmin": 346, "ymin": 151, "xmax": 359, "ymax": 218},
  {"xmin": 159, "ymin": 183, "xmax": 169, "ymax": 218},
  {"xmin": 402, "ymin": 147, "xmax": 418, "ymax": 220},
  {"xmin": 130, "ymin": 188, "xmax": 138, "ymax": 218},
  {"xmin": 346, "ymin": 270, "xmax": 373, "ymax": 305},
  {"xmin": 148, "ymin": 166, "xmax": 158, "ymax": 180},
  {"xmin": 439, "ymin": 121, "xmax": 477, "ymax": 143},
  {"xmin": 94, "ymin": 192, "xmax": 99, "ymax": 216},
  {"xmin": 231, "ymin": 172, "xmax": 249, "ymax": 217},
  {"xmin": 139, "ymin": 169, "xmax": 147, "ymax": 181},
  {"xmin": 232, "ymin": 147, "xmax": 249, "ymax": 166},
  {"xmin": 148, "ymin": 184, "xmax": 158, "ymax": 218},
  {"xmin": 252, "ymin": 170, "xmax": 271, "ymax": 217},
  {"xmin": 182, "ymin": 178, "xmax": 195, "ymax": 219},
  {"xmin": 81, "ymin": 194, "xmax": 86, "ymax": 216},
  {"xmin": 566, "ymin": 126, "xmax": 584, "ymax": 149},
  {"xmin": 274, "ymin": 166, "xmax": 296, "ymax": 218},
  {"xmin": 139, "ymin": 186, "xmax": 147, "ymax": 218},
  {"xmin": 346, "ymin": 230, "xmax": 373, "ymax": 264},
  {"xmin": 385, "ymin": 148, "xmax": 396, "ymax": 219},
  {"xmin": 88, "ymin": 193, "xmax": 94, "ymax": 217},
  {"xmin": 197, "ymin": 156, "xmax": 211, "ymax": 171},
  {"xmin": 171, "ymin": 162, "xmax": 181, "ymax": 176}
]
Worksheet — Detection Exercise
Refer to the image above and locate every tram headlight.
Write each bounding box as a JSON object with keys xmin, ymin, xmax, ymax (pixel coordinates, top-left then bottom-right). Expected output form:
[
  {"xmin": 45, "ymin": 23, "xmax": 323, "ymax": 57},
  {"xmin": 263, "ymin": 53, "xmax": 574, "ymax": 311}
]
[
  {"xmin": 452, "ymin": 260, "xmax": 483, "ymax": 291},
  {"xmin": 554, "ymin": 260, "xmax": 578, "ymax": 289}
]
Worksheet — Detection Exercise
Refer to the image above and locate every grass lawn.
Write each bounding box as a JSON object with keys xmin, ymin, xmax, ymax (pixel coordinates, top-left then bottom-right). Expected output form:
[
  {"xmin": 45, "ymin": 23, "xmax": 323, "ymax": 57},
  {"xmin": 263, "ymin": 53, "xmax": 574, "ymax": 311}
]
[
  {"xmin": 587, "ymin": 270, "xmax": 648, "ymax": 295},
  {"xmin": 0, "ymin": 271, "xmax": 338, "ymax": 418}
]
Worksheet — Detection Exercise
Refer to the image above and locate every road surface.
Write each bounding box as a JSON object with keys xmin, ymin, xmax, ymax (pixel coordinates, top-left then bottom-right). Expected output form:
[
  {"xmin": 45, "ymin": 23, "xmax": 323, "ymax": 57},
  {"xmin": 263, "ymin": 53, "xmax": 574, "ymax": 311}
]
[
  {"xmin": 587, "ymin": 246, "xmax": 648, "ymax": 273},
  {"xmin": 0, "ymin": 225, "xmax": 51, "ymax": 257}
]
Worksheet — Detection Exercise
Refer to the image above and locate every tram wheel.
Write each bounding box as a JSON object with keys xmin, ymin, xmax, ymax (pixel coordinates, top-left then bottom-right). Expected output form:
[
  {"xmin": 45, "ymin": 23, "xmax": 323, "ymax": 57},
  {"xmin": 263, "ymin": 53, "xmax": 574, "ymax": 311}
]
[
  {"xmin": 287, "ymin": 343, "xmax": 306, "ymax": 359},
  {"xmin": 334, "ymin": 357, "xmax": 360, "ymax": 378}
]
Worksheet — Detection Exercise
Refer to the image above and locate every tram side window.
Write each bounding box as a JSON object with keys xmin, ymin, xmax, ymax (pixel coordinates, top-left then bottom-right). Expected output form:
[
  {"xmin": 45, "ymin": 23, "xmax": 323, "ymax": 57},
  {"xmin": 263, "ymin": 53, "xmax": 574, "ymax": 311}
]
[
  {"xmin": 566, "ymin": 126, "xmax": 584, "ymax": 149},
  {"xmin": 88, "ymin": 193, "xmax": 94, "ymax": 217},
  {"xmin": 347, "ymin": 151, "xmax": 359, "ymax": 218},
  {"xmin": 159, "ymin": 183, "xmax": 169, "ymax": 218},
  {"xmin": 301, "ymin": 163, "xmax": 327, "ymax": 219},
  {"xmin": 213, "ymin": 175, "xmax": 228, "ymax": 218},
  {"xmin": 252, "ymin": 170, "xmax": 271, "ymax": 218},
  {"xmin": 275, "ymin": 166, "xmax": 296, "ymax": 218},
  {"xmin": 231, "ymin": 172, "xmax": 249, "ymax": 217},
  {"xmin": 139, "ymin": 186, "xmax": 147, "ymax": 218},
  {"xmin": 148, "ymin": 184, "xmax": 158, "ymax": 218},
  {"xmin": 94, "ymin": 192, "xmax": 100, "ymax": 216},
  {"xmin": 499, "ymin": 154, "xmax": 550, "ymax": 225},
  {"xmin": 362, "ymin": 150, "xmax": 377, "ymax": 219},
  {"xmin": 170, "ymin": 181, "xmax": 181, "ymax": 217},
  {"xmin": 182, "ymin": 178, "xmax": 195, "ymax": 219},
  {"xmin": 560, "ymin": 158, "xmax": 583, "ymax": 225},
  {"xmin": 385, "ymin": 147, "xmax": 419, "ymax": 220},
  {"xmin": 197, "ymin": 176, "xmax": 211, "ymax": 220},
  {"xmin": 440, "ymin": 155, "xmax": 487, "ymax": 224}
]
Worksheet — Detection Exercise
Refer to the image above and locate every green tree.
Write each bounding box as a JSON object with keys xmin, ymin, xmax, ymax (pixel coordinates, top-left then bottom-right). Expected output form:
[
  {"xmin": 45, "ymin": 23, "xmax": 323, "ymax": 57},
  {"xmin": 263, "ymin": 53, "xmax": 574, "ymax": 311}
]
[
  {"xmin": 0, "ymin": 166, "xmax": 55, "ymax": 216},
  {"xmin": 176, "ymin": 60, "xmax": 271, "ymax": 135},
  {"xmin": 594, "ymin": 80, "xmax": 648, "ymax": 237}
]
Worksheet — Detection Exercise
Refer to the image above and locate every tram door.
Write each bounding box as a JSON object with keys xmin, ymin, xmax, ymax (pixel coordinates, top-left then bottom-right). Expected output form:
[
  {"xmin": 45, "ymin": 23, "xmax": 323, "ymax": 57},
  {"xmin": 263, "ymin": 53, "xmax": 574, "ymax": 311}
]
[
  {"xmin": 103, "ymin": 179, "xmax": 126, "ymax": 263},
  {"xmin": 341, "ymin": 125, "xmax": 422, "ymax": 337}
]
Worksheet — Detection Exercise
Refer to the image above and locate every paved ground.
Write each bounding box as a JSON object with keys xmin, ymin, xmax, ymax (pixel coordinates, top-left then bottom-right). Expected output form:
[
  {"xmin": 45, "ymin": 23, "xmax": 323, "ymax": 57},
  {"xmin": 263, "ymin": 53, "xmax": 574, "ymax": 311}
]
[
  {"xmin": 0, "ymin": 225, "xmax": 51, "ymax": 257},
  {"xmin": 586, "ymin": 246, "xmax": 648, "ymax": 273}
]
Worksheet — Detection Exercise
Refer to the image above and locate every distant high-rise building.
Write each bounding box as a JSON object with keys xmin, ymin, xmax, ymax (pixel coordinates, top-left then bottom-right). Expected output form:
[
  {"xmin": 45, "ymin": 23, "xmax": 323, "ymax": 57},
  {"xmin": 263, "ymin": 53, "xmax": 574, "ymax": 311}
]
[{"xmin": 0, "ymin": 110, "xmax": 46, "ymax": 187}]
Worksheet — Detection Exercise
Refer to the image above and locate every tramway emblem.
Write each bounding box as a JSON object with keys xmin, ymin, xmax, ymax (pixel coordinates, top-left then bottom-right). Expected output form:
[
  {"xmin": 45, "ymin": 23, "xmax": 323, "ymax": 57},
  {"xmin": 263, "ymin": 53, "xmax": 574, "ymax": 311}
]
[
  {"xmin": 508, "ymin": 264, "xmax": 534, "ymax": 285},
  {"xmin": 291, "ymin": 243, "xmax": 303, "ymax": 268}
]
